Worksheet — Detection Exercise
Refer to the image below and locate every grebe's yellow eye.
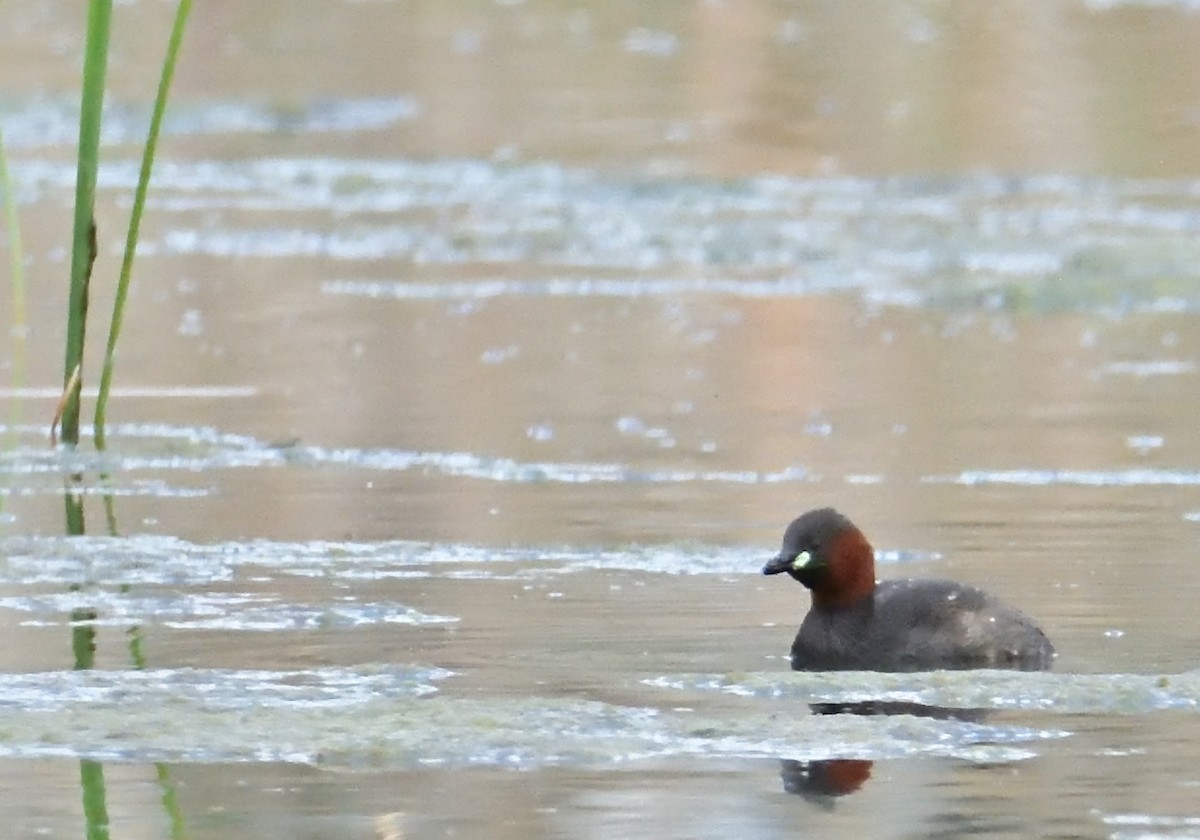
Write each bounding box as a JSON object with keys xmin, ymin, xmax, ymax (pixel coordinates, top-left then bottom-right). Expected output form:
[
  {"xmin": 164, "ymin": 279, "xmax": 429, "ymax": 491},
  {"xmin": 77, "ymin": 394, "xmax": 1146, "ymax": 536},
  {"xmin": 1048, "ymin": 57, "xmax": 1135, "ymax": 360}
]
[{"xmin": 791, "ymin": 551, "xmax": 812, "ymax": 570}]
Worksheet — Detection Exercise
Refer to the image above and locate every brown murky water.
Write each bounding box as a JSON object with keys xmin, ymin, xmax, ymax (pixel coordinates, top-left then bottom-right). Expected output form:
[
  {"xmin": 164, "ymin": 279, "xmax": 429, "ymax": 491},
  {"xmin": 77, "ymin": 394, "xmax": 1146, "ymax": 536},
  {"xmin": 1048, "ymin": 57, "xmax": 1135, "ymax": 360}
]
[{"xmin": 4, "ymin": 1, "xmax": 1200, "ymax": 838}]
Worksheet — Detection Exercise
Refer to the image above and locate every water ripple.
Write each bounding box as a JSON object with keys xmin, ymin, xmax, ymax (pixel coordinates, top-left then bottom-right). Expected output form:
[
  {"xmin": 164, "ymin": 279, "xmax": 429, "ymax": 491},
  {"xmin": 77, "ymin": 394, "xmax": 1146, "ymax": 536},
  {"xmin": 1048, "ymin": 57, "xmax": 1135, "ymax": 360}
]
[
  {"xmin": 926, "ymin": 469, "xmax": 1200, "ymax": 487},
  {"xmin": 0, "ymin": 535, "xmax": 937, "ymax": 586},
  {"xmin": 322, "ymin": 275, "xmax": 862, "ymax": 300},
  {"xmin": 0, "ymin": 666, "xmax": 451, "ymax": 711},
  {"xmin": 0, "ymin": 98, "xmax": 419, "ymax": 149},
  {"xmin": 0, "ymin": 668, "xmax": 1059, "ymax": 768},
  {"xmin": 11, "ymin": 160, "xmax": 1200, "ymax": 311},
  {"xmin": 0, "ymin": 422, "xmax": 810, "ymax": 485},
  {"xmin": 644, "ymin": 670, "xmax": 1200, "ymax": 715},
  {"xmin": 0, "ymin": 591, "xmax": 458, "ymax": 631}
]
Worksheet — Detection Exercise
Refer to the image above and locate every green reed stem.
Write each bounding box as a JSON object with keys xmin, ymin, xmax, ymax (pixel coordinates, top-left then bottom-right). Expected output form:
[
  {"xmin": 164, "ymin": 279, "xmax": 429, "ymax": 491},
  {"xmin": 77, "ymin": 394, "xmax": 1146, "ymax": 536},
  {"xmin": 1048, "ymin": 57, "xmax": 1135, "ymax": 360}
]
[
  {"xmin": 80, "ymin": 759, "xmax": 111, "ymax": 840},
  {"xmin": 73, "ymin": 588, "xmax": 107, "ymax": 839},
  {"xmin": 62, "ymin": 0, "xmax": 113, "ymax": 448},
  {"xmin": 103, "ymin": 492, "xmax": 119, "ymax": 535},
  {"xmin": 67, "ymin": 0, "xmax": 108, "ymax": 797},
  {"xmin": 124, "ymin": 624, "xmax": 190, "ymax": 837},
  {"xmin": 156, "ymin": 762, "xmax": 188, "ymax": 840},
  {"xmin": 94, "ymin": 0, "xmax": 192, "ymax": 450}
]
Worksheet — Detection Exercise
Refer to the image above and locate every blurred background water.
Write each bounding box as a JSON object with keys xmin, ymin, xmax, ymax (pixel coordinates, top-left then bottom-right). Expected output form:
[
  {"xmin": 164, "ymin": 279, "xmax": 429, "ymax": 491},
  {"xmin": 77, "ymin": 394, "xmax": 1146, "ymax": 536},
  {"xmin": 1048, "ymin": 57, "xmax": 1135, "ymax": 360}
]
[{"xmin": 3, "ymin": 1, "xmax": 1200, "ymax": 837}]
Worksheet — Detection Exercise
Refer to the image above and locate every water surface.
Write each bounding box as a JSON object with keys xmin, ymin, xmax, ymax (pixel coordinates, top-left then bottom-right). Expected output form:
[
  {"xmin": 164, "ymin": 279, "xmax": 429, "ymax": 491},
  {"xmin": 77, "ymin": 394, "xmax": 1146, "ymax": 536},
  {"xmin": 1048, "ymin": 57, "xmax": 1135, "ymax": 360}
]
[{"xmin": 4, "ymin": 1, "xmax": 1200, "ymax": 837}]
